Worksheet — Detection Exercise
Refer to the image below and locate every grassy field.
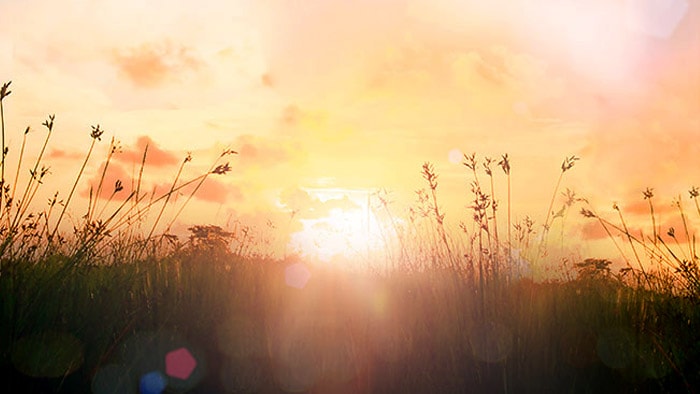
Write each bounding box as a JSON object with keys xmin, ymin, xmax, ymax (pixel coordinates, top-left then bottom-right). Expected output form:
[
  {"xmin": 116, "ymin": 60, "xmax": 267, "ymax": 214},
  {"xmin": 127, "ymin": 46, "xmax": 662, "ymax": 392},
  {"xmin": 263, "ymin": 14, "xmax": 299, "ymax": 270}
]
[{"xmin": 1, "ymin": 81, "xmax": 699, "ymax": 393}]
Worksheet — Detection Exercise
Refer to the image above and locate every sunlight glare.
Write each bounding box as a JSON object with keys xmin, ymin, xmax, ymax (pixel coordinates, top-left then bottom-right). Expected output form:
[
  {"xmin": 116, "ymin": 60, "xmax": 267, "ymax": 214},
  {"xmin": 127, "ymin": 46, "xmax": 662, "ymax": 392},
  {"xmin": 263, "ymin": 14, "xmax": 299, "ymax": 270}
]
[{"xmin": 288, "ymin": 198, "xmax": 385, "ymax": 265}]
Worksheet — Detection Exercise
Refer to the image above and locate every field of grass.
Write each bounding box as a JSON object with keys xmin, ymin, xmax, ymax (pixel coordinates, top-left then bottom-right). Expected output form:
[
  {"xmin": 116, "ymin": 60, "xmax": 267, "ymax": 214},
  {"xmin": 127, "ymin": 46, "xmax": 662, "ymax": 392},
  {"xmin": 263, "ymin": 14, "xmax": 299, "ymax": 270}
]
[{"xmin": 1, "ymin": 81, "xmax": 699, "ymax": 393}]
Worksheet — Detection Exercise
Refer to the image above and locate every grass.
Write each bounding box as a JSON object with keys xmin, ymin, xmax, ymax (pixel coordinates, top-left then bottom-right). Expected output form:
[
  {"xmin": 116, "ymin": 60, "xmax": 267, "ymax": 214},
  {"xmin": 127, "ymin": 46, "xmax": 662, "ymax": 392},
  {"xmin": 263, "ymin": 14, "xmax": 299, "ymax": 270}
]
[{"xmin": 0, "ymin": 81, "xmax": 698, "ymax": 393}]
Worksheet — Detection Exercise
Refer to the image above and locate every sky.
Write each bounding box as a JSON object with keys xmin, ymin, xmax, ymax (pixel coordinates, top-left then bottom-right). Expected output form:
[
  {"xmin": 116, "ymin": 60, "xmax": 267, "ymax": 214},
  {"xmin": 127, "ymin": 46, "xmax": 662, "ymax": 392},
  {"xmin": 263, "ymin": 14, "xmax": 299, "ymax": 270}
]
[{"xmin": 0, "ymin": 0, "xmax": 698, "ymax": 267}]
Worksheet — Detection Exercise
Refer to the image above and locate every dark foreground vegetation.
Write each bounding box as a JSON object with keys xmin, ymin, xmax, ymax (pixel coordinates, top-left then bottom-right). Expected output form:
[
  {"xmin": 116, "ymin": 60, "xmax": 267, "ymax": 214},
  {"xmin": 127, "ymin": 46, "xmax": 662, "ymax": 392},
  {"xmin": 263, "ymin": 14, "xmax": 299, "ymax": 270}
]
[
  {"xmin": 2, "ymin": 248, "xmax": 700, "ymax": 393},
  {"xmin": 0, "ymin": 81, "xmax": 698, "ymax": 393}
]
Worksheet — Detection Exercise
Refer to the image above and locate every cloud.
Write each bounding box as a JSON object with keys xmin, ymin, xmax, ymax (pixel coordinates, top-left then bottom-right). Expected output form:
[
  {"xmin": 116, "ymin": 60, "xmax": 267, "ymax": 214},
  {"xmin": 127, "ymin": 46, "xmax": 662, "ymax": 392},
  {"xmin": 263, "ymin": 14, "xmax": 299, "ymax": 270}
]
[
  {"xmin": 234, "ymin": 134, "xmax": 294, "ymax": 168},
  {"xmin": 278, "ymin": 187, "xmax": 359, "ymax": 220},
  {"xmin": 254, "ymin": 0, "xmax": 408, "ymax": 102},
  {"xmin": 80, "ymin": 162, "xmax": 133, "ymax": 202},
  {"xmin": 79, "ymin": 140, "xmax": 233, "ymax": 204},
  {"xmin": 254, "ymin": 0, "xmax": 672, "ymax": 106},
  {"xmin": 579, "ymin": 220, "xmax": 610, "ymax": 241},
  {"xmin": 112, "ymin": 41, "xmax": 201, "ymax": 88},
  {"xmin": 261, "ymin": 73, "xmax": 274, "ymax": 88},
  {"xmin": 47, "ymin": 149, "xmax": 84, "ymax": 161},
  {"xmin": 580, "ymin": 206, "xmax": 696, "ymax": 246},
  {"xmin": 657, "ymin": 215, "xmax": 696, "ymax": 244},
  {"xmin": 253, "ymin": 0, "xmax": 698, "ymax": 148},
  {"xmin": 319, "ymin": 196, "xmax": 358, "ymax": 215},
  {"xmin": 578, "ymin": 103, "xmax": 700, "ymax": 199},
  {"xmin": 182, "ymin": 178, "xmax": 243, "ymax": 205},
  {"xmin": 280, "ymin": 105, "xmax": 300, "ymax": 127},
  {"xmin": 114, "ymin": 136, "xmax": 179, "ymax": 168},
  {"xmin": 622, "ymin": 197, "xmax": 677, "ymax": 217},
  {"xmin": 273, "ymin": 104, "xmax": 354, "ymax": 146},
  {"xmin": 279, "ymin": 187, "xmax": 314, "ymax": 213}
]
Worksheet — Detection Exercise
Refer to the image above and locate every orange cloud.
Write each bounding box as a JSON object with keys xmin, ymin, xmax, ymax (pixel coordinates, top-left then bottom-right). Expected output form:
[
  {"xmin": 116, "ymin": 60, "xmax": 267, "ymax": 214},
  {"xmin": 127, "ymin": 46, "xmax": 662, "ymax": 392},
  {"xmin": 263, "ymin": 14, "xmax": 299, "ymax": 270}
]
[
  {"xmin": 256, "ymin": 1, "xmax": 453, "ymax": 108},
  {"xmin": 261, "ymin": 73, "xmax": 274, "ymax": 88},
  {"xmin": 657, "ymin": 216, "xmax": 694, "ymax": 244},
  {"xmin": 578, "ymin": 115, "xmax": 700, "ymax": 209},
  {"xmin": 280, "ymin": 104, "xmax": 300, "ymax": 126},
  {"xmin": 81, "ymin": 162, "xmax": 133, "ymax": 202},
  {"xmin": 73, "ymin": 136, "xmax": 207, "ymax": 206},
  {"xmin": 115, "ymin": 136, "xmax": 179, "ymax": 168},
  {"xmin": 234, "ymin": 134, "xmax": 293, "ymax": 168},
  {"xmin": 579, "ymin": 220, "xmax": 610, "ymax": 241},
  {"xmin": 113, "ymin": 41, "xmax": 201, "ymax": 88},
  {"xmin": 181, "ymin": 178, "xmax": 243, "ymax": 205},
  {"xmin": 47, "ymin": 149, "xmax": 84, "ymax": 161},
  {"xmin": 622, "ymin": 198, "xmax": 677, "ymax": 217}
]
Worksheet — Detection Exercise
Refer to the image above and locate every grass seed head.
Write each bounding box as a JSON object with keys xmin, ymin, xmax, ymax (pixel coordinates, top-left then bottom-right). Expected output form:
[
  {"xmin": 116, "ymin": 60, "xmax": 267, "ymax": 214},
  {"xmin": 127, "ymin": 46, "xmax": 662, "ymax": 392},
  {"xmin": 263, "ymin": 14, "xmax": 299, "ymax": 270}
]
[
  {"xmin": 498, "ymin": 153, "xmax": 511, "ymax": 175},
  {"xmin": 421, "ymin": 162, "xmax": 439, "ymax": 190},
  {"xmin": 212, "ymin": 162, "xmax": 232, "ymax": 175},
  {"xmin": 90, "ymin": 124, "xmax": 104, "ymax": 141},
  {"xmin": 0, "ymin": 81, "xmax": 11, "ymax": 100},
  {"xmin": 561, "ymin": 155, "xmax": 579, "ymax": 172},
  {"xmin": 483, "ymin": 157, "xmax": 493, "ymax": 176},
  {"xmin": 221, "ymin": 148, "xmax": 238, "ymax": 157},
  {"xmin": 463, "ymin": 153, "xmax": 477, "ymax": 171},
  {"xmin": 580, "ymin": 208, "xmax": 596, "ymax": 218},
  {"xmin": 42, "ymin": 114, "xmax": 55, "ymax": 131}
]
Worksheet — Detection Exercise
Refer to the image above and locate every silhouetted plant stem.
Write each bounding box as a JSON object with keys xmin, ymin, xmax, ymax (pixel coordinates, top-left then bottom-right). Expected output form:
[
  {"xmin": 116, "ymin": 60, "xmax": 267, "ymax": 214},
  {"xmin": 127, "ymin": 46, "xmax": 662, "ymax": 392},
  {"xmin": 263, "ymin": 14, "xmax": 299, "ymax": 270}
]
[
  {"xmin": 613, "ymin": 203, "xmax": 646, "ymax": 279},
  {"xmin": 0, "ymin": 81, "xmax": 10, "ymax": 221},
  {"xmin": 539, "ymin": 155, "xmax": 578, "ymax": 257},
  {"xmin": 643, "ymin": 188, "xmax": 658, "ymax": 246},
  {"xmin": 88, "ymin": 137, "xmax": 119, "ymax": 223},
  {"xmin": 7, "ymin": 127, "xmax": 29, "ymax": 228},
  {"xmin": 484, "ymin": 157, "xmax": 500, "ymax": 277},
  {"xmin": 49, "ymin": 124, "xmax": 104, "ymax": 246},
  {"xmin": 12, "ymin": 116, "xmax": 53, "ymax": 232},
  {"xmin": 144, "ymin": 153, "xmax": 190, "ymax": 253},
  {"xmin": 421, "ymin": 162, "xmax": 453, "ymax": 268},
  {"xmin": 499, "ymin": 154, "xmax": 512, "ymax": 277}
]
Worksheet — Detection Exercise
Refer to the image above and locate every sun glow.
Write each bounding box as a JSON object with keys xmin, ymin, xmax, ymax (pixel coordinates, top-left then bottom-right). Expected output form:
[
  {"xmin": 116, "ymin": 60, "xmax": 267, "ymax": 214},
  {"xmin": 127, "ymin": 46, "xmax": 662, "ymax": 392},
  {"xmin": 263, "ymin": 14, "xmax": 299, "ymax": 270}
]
[{"xmin": 287, "ymin": 192, "xmax": 386, "ymax": 265}]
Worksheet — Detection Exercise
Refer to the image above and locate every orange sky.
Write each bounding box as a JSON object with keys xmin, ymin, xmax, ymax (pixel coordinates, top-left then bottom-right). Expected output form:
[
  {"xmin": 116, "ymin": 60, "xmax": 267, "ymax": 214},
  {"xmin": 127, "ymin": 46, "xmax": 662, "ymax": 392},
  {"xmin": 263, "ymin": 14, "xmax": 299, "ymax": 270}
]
[{"xmin": 1, "ymin": 0, "xmax": 698, "ymax": 266}]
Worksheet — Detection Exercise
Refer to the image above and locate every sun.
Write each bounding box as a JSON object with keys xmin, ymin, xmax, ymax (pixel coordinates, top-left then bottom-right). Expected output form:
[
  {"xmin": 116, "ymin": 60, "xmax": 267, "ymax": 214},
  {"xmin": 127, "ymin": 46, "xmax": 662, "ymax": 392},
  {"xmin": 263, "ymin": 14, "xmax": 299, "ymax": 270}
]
[{"xmin": 287, "ymin": 197, "xmax": 386, "ymax": 266}]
